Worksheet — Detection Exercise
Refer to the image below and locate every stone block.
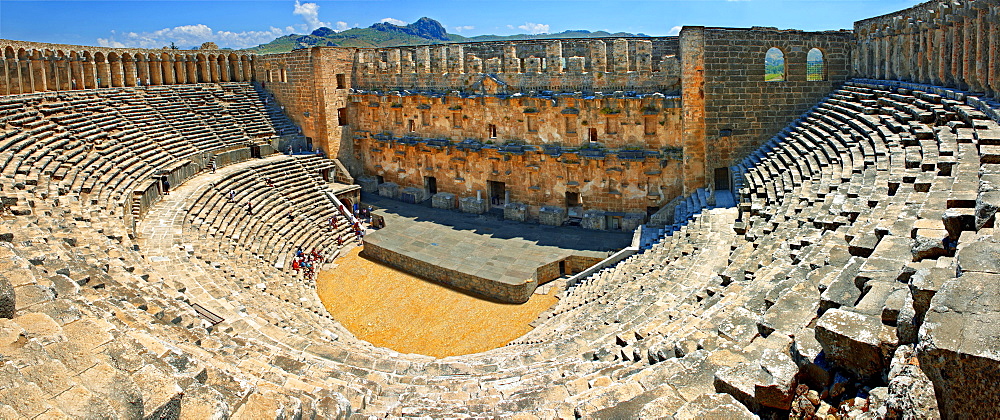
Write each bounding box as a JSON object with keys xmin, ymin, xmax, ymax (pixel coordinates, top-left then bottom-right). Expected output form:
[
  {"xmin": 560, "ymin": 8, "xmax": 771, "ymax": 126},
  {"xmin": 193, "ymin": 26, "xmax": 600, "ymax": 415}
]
[
  {"xmin": 581, "ymin": 210, "xmax": 606, "ymax": 231},
  {"xmin": 918, "ymin": 272, "xmax": 1000, "ymax": 419},
  {"xmin": 975, "ymin": 191, "xmax": 999, "ymax": 229},
  {"xmin": 431, "ymin": 192, "xmax": 456, "ymax": 210},
  {"xmin": 400, "ymin": 186, "xmax": 429, "ymax": 203},
  {"xmin": 538, "ymin": 206, "xmax": 566, "ymax": 226},
  {"xmin": 816, "ymin": 308, "xmax": 898, "ymax": 379},
  {"xmin": 621, "ymin": 213, "xmax": 645, "ymax": 231},
  {"xmin": 377, "ymin": 182, "xmax": 399, "ymax": 199},
  {"xmin": 357, "ymin": 176, "xmax": 379, "ymax": 193},
  {"xmin": 503, "ymin": 202, "xmax": 528, "ymax": 222},
  {"xmin": 0, "ymin": 275, "xmax": 13, "ymax": 319},
  {"xmin": 458, "ymin": 197, "xmax": 487, "ymax": 214}
]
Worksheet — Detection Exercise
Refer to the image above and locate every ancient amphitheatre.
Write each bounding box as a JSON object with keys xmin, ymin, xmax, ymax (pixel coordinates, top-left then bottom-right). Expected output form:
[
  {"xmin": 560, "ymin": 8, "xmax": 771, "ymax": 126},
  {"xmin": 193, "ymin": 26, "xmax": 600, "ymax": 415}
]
[{"xmin": 1, "ymin": 0, "xmax": 1000, "ymax": 418}]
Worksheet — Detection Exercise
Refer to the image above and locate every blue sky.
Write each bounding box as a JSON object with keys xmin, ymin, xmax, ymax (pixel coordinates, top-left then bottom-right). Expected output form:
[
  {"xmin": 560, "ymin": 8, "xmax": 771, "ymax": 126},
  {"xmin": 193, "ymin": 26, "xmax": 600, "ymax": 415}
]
[{"xmin": 1, "ymin": 0, "xmax": 923, "ymax": 50}]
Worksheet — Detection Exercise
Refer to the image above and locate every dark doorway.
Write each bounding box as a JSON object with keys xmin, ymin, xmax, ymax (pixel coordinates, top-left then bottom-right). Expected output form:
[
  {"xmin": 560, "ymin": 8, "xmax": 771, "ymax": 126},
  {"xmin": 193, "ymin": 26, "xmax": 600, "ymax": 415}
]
[
  {"xmin": 565, "ymin": 191, "xmax": 580, "ymax": 208},
  {"xmin": 588, "ymin": 128, "xmax": 598, "ymax": 142},
  {"xmin": 488, "ymin": 180, "xmax": 505, "ymax": 207},
  {"xmin": 559, "ymin": 260, "xmax": 567, "ymax": 276},
  {"xmin": 408, "ymin": 120, "xmax": 415, "ymax": 132},
  {"xmin": 375, "ymin": 175, "xmax": 384, "ymax": 184},
  {"xmin": 424, "ymin": 176, "xmax": 437, "ymax": 195},
  {"xmin": 488, "ymin": 124, "xmax": 497, "ymax": 139},
  {"xmin": 714, "ymin": 167, "xmax": 731, "ymax": 191}
]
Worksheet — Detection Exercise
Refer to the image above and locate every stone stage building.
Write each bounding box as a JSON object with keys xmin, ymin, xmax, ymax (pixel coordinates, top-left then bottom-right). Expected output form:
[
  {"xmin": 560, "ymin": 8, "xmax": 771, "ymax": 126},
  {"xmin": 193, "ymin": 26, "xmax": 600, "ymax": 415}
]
[{"xmin": 0, "ymin": 0, "xmax": 999, "ymax": 417}]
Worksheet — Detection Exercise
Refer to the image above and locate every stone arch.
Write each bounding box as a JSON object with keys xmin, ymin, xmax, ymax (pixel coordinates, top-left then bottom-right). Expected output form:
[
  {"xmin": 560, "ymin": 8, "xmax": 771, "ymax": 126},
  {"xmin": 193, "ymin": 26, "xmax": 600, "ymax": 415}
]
[
  {"xmin": 765, "ymin": 47, "xmax": 785, "ymax": 82},
  {"xmin": 53, "ymin": 50, "xmax": 71, "ymax": 91},
  {"xmin": 68, "ymin": 51, "xmax": 84, "ymax": 89},
  {"xmin": 807, "ymin": 48, "xmax": 826, "ymax": 81},
  {"xmin": 94, "ymin": 51, "xmax": 110, "ymax": 88},
  {"xmin": 133, "ymin": 52, "xmax": 150, "ymax": 86},
  {"xmin": 148, "ymin": 53, "xmax": 162, "ymax": 85},
  {"xmin": 215, "ymin": 54, "xmax": 227, "ymax": 82}
]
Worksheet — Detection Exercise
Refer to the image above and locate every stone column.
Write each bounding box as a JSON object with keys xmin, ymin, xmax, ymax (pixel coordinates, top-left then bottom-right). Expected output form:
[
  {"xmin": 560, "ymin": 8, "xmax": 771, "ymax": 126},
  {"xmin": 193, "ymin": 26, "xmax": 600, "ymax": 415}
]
[
  {"xmin": 0, "ymin": 58, "xmax": 8, "ymax": 95},
  {"xmin": 938, "ymin": 19, "xmax": 951, "ymax": 86},
  {"xmin": 186, "ymin": 58, "xmax": 198, "ymax": 84},
  {"xmin": 149, "ymin": 58, "xmax": 162, "ymax": 85},
  {"xmin": 175, "ymin": 57, "xmax": 187, "ymax": 84},
  {"xmin": 70, "ymin": 56, "xmax": 85, "ymax": 89},
  {"xmin": 161, "ymin": 57, "xmax": 175, "ymax": 85},
  {"xmin": 679, "ymin": 26, "xmax": 707, "ymax": 194}
]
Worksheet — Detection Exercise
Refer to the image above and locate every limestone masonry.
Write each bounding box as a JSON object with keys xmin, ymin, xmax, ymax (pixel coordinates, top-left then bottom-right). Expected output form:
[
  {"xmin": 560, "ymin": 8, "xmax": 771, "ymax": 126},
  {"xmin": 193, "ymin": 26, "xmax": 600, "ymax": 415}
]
[{"xmin": 0, "ymin": 0, "xmax": 1000, "ymax": 417}]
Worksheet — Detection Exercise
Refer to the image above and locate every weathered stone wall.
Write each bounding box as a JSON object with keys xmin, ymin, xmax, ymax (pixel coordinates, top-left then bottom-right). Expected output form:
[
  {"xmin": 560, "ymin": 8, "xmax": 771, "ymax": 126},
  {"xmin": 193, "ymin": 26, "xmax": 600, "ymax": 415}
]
[
  {"xmin": 254, "ymin": 47, "xmax": 356, "ymax": 165},
  {"xmin": 352, "ymin": 92, "xmax": 681, "ymax": 149},
  {"xmin": 359, "ymin": 137, "xmax": 683, "ymax": 217},
  {"xmin": 680, "ymin": 27, "xmax": 854, "ymax": 190},
  {"xmin": 854, "ymin": 0, "xmax": 1000, "ymax": 98},
  {"xmin": 353, "ymin": 38, "xmax": 680, "ymax": 94}
]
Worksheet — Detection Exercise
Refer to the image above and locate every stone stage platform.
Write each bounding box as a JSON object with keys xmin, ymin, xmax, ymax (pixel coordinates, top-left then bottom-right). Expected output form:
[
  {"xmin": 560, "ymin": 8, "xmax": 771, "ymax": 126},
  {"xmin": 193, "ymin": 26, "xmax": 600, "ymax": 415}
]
[{"xmin": 360, "ymin": 194, "xmax": 633, "ymax": 303}]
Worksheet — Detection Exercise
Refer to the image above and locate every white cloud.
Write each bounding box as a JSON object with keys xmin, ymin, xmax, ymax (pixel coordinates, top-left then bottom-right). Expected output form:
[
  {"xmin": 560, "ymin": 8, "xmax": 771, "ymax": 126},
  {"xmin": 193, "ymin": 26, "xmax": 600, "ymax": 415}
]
[
  {"xmin": 294, "ymin": 0, "xmax": 330, "ymax": 31},
  {"xmin": 517, "ymin": 22, "xmax": 549, "ymax": 34},
  {"xmin": 454, "ymin": 25, "xmax": 475, "ymax": 33},
  {"xmin": 667, "ymin": 26, "xmax": 682, "ymax": 36},
  {"xmin": 380, "ymin": 18, "xmax": 407, "ymax": 26},
  {"xmin": 96, "ymin": 24, "xmax": 292, "ymax": 49},
  {"xmin": 335, "ymin": 21, "xmax": 351, "ymax": 31}
]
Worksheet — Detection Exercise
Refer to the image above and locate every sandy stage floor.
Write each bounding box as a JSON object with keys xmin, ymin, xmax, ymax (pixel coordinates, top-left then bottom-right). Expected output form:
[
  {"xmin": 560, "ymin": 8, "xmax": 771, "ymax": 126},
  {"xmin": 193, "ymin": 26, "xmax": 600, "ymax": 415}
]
[{"xmin": 315, "ymin": 247, "xmax": 558, "ymax": 358}]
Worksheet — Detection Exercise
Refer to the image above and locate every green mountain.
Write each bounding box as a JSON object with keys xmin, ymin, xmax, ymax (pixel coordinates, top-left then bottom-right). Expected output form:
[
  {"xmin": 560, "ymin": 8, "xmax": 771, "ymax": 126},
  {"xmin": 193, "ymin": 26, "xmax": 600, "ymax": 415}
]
[{"xmin": 246, "ymin": 17, "xmax": 647, "ymax": 53}]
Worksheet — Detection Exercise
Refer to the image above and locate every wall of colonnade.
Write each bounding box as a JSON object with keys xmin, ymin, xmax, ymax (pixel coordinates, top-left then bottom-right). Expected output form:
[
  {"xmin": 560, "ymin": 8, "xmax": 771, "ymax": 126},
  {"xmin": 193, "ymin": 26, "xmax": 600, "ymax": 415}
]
[
  {"xmin": 854, "ymin": 0, "xmax": 1000, "ymax": 97},
  {"xmin": 0, "ymin": 40, "xmax": 257, "ymax": 96}
]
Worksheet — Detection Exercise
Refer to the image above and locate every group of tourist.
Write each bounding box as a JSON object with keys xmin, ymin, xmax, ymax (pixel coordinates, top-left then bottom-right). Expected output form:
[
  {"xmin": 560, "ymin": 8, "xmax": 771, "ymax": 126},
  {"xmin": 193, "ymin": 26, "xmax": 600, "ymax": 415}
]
[{"xmin": 290, "ymin": 247, "xmax": 324, "ymax": 281}]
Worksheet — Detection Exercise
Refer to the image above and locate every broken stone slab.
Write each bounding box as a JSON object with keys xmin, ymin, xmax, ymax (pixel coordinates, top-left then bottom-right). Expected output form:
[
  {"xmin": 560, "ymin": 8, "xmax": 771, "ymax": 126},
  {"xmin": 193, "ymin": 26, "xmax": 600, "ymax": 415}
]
[
  {"xmin": 975, "ymin": 191, "xmax": 999, "ymax": 229},
  {"xmin": 815, "ymin": 308, "xmax": 898, "ymax": 379},
  {"xmin": 791, "ymin": 328, "xmax": 832, "ymax": 389},
  {"xmin": 673, "ymin": 393, "xmax": 757, "ymax": 420},
  {"xmin": 758, "ymin": 282, "xmax": 819, "ymax": 337},
  {"xmin": 917, "ymin": 272, "xmax": 1000, "ymax": 419},
  {"xmin": 956, "ymin": 240, "xmax": 1000, "ymax": 274},
  {"xmin": 883, "ymin": 345, "xmax": 940, "ymax": 419}
]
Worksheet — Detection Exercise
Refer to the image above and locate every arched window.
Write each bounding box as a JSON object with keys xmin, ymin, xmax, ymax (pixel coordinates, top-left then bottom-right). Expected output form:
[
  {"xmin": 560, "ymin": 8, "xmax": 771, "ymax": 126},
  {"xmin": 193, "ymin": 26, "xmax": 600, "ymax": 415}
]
[
  {"xmin": 807, "ymin": 48, "xmax": 826, "ymax": 81},
  {"xmin": 765, "ymin": 47, "xmax": 785, "ymax": 82}
]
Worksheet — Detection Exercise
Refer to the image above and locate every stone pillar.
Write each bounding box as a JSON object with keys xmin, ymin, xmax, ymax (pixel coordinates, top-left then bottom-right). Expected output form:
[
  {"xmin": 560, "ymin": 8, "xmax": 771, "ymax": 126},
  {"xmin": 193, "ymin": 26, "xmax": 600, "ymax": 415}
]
[
  {"xmin": 32, "ymin": 56, "xmax": 48, "ymax": 92},
  {"xmin": 612, "ymin": 39, "xmax": 630, "ymax": 73},
  {"xmin": 679, "ymin": 27, "xmax": 707, "ymax": 194},
  {"xmin": 939, "ymin": 19, "xmax": 951, "ymax": 86},
  {"xmin": 503, "ymin": 44, "xmax": 520, "ymax": 73},
  {"xmin": 589, "ymin": 40, "xmax": 607, "ymax": 73},
  {"xmin": 989, "ymin": 10, "xmax": 999, "ymax": 97},
  {"xmin": 963, "ymin": 7, "xmax": 980, "ymax": 92},
  {"xmin": 546, "ymin": 40, "xmax": 563, "ymax": 73},
  {"xmin": 149, "ymin": 58, "xmax": 162, "ymax": 85},
  {"xmin": 175, "ymin": 57, "xmax": 187, "ymax": 84},
  {"xmin": 431, "ymin": 46, "xmax": 447, "ymax": 74},
  {"xmin": 70, "ymin": 57, "xmax": 84, "ymax": 89},
  {"xmin": 123, "ymin": 57, "xmax": 137, "ymax": 87},
  {"xmin": 43, "ymin": 56, "xmax": 57, "ymax": 91},
  {"xmin": 6, "ymin": 58, "xmax": 19, "ymax": 94},
  {"xmin": 416, "ymin": 46, "xmax": 431, "ymax": 73},
  {"xmin": 917, "ymin": 22, "xmax": 929, "ymax": 84},
  {"xmin": 55, "ymin": 55, "xmax": 70, "ymax": 91},
  {"xmin": 387, "ymin": 49, "xmax": 401, "ymax": 74},
  {"xmin": 447, "ymin": 45, "xmax": 464, "ymax": 73},
  {"xmin": 21, "ymin": 57, "xmax": 35, "ymax": 93},
  {"xmin": 951, "ymin": 16, "xmax": 964, "ymax": 89},
  {"xmin": 186, "ymin": 58, "xmax": 198, "ymax": 84},
  {"xmin": 635, "ymin": 40, "xmax": 653, "ymax": 73},
  {"xmin": 161, "ymin": 57, "xmax": 175, "ymax": 85},
  {"xmin": 0, "ymin": 58, "xmax": 8, "ymax": 95}
]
